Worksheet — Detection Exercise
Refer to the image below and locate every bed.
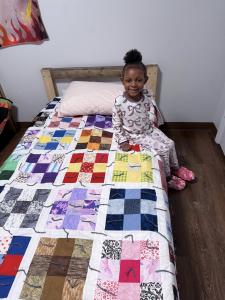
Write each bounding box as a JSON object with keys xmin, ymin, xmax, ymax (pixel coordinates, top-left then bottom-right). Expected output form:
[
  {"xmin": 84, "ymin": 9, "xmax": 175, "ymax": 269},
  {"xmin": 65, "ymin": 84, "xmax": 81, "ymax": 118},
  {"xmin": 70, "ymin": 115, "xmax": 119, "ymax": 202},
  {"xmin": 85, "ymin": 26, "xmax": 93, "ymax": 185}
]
[{"xmin": 0, "ymin": 65, "xmax": 179, "ymax": 300}]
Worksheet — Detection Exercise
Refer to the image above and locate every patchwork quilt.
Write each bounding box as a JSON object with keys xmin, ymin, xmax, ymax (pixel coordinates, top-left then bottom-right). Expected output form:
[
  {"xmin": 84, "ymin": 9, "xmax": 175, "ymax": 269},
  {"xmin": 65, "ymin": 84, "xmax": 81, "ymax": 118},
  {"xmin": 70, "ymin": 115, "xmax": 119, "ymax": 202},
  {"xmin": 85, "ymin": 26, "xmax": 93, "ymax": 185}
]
[{"xmin": 0, "ymin": 98, "xmax": 179, "ymax": 299}]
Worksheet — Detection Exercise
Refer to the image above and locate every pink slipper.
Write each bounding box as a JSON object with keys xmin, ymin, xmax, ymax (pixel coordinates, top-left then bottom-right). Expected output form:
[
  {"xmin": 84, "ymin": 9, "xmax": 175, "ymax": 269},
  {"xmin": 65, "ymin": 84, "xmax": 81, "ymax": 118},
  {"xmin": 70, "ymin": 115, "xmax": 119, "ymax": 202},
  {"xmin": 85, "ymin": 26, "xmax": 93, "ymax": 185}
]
[
  {"xmin": 167, "ymin": 175, "xmax": 186, "ymax": 191},
  {"xmin": 172, "ymin": 166, "xmax": 195, "ymax": 182}
]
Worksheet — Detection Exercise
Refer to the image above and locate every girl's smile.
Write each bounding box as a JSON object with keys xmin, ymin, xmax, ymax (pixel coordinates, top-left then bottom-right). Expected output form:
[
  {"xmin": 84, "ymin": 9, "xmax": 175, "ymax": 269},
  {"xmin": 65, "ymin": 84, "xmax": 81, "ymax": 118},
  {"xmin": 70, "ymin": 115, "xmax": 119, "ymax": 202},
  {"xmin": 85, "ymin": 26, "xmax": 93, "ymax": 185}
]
[{"xmin": 122, "ymin": 67, "xmax": 147, "ymax": 101}]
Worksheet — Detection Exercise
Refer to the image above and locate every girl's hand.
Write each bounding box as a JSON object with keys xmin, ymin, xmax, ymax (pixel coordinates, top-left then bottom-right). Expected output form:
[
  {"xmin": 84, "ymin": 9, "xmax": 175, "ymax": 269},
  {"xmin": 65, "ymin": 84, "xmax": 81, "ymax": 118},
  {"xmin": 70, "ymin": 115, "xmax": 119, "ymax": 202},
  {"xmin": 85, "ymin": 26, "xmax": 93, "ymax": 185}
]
[{"xmin": 120, "ymin": 141, "xmax": 131, "ymax": 152}]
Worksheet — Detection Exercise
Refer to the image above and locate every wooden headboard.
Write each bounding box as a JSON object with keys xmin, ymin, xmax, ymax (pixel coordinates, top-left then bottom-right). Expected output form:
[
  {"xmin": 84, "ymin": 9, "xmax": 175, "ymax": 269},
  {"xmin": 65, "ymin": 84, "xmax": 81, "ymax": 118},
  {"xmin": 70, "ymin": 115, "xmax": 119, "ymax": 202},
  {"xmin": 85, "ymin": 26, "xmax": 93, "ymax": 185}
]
[{"xmin": 41, "ymin": 65, "xmax": 159, "ymax": 101}]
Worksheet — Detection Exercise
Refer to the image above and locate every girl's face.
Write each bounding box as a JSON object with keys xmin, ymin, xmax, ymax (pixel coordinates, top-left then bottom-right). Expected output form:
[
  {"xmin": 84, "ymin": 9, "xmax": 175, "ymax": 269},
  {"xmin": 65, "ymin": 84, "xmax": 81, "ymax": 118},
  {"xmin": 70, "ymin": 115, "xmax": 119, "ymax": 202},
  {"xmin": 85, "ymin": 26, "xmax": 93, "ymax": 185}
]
[{"xmin": 122, "ymin": 67, "xmax": 147, "ymax": 101}]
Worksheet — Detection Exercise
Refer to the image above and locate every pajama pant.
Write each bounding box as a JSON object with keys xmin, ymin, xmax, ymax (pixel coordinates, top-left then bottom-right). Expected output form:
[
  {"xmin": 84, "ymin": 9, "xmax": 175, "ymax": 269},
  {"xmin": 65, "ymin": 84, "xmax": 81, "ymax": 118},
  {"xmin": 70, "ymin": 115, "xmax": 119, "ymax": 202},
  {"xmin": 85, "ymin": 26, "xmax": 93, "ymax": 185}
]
[{"xmin": 128, "ymin": 127, "xmax": 179, "ymax": 177}]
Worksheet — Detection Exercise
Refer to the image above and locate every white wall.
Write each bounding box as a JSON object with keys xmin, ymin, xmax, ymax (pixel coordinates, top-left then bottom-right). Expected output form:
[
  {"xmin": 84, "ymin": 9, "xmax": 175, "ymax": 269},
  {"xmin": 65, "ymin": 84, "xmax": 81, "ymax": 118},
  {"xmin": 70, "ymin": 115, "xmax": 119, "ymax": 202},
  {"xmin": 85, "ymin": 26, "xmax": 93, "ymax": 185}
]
[
  {"xmin": 0, "ymin": 0, "xmax": 225, "ymax": 122},
  {"xmin": 214, "ymin": 82, "xmax": 225, "ymax": 129}
]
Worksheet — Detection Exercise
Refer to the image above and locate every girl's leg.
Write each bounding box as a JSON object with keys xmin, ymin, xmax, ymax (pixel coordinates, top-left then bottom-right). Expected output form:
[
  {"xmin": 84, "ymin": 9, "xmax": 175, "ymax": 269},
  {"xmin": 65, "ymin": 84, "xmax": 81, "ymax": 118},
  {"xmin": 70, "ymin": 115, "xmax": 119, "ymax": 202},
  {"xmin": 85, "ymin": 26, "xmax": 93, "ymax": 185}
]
[
  {"xmin": 133, "ymin": 129, "xmax": 186, "ymax": 190},
  {"xmin": 134, "ymin": 128, "xmax": 178, "ymax": 177}
]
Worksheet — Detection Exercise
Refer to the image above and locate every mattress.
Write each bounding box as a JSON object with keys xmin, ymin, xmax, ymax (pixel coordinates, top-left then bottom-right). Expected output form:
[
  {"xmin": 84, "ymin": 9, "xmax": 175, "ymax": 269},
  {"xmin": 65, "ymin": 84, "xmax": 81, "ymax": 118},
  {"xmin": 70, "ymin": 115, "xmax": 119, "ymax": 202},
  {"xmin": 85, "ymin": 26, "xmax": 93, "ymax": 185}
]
[{"xmin": 0, "ymin": 98, "xmax": 179, "ymax": 300}]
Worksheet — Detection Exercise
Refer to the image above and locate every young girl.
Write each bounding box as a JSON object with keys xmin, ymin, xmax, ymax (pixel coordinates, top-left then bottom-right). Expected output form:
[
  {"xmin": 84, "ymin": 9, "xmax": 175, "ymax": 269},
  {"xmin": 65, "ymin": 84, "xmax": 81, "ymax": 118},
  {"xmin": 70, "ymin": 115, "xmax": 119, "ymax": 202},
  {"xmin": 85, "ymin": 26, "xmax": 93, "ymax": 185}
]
[{"xmin": 112, "ymin": 49, "xmax": 195, "ymax": 190}]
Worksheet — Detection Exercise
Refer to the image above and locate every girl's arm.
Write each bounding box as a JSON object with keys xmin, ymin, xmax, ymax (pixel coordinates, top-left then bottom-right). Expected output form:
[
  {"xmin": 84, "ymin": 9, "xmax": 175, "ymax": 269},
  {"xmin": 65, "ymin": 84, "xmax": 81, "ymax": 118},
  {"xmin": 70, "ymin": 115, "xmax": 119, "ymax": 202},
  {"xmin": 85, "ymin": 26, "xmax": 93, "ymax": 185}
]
[
  {"xmin": 112, "ymin": 103, "xmax": 129, "ymax": 145},
  {"xmin": 144, "ymin": 89, "xmax": 164, "ymax": 127}
]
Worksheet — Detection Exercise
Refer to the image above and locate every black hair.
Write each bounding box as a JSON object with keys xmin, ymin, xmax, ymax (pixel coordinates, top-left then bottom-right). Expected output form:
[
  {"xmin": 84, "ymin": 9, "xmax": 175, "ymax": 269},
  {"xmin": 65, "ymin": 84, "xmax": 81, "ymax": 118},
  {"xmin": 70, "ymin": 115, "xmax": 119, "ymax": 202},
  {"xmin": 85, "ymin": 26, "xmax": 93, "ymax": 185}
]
[{"xmin": 122, "ymin": 49, "xmax": 148, "ymax": 79}]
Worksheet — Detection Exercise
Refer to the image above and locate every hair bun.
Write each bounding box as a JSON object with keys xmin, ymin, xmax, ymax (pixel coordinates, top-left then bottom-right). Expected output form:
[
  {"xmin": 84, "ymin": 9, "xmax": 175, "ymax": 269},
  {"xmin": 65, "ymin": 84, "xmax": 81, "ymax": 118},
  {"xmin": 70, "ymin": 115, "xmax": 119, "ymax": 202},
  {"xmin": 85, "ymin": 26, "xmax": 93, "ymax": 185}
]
[{"xmin": 124, "ymin": 49, "xmax": 142, "ymax": 64}]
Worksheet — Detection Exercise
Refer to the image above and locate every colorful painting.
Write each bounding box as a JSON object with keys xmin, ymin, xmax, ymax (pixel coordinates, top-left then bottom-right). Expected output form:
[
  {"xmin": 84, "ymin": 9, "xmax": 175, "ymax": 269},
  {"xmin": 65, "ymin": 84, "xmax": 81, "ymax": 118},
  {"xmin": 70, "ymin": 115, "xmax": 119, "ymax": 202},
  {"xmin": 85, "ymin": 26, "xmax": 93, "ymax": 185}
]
[{"xmin": 0, "ymin": 0, "xmax": 48, "ymax": 48}]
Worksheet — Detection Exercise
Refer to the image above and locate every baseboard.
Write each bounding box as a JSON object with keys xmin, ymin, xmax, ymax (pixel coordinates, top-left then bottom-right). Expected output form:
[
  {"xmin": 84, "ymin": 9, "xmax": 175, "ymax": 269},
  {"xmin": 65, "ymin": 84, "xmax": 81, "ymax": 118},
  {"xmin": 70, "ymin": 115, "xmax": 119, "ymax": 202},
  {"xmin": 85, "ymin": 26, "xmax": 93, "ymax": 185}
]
[
  {"xmin": 16, "ymin": 122, "xmax": 31, "ymax": 130},
  {"xmin": 161, "ymin": 122, "xmax": 217, "ymax": 135}
]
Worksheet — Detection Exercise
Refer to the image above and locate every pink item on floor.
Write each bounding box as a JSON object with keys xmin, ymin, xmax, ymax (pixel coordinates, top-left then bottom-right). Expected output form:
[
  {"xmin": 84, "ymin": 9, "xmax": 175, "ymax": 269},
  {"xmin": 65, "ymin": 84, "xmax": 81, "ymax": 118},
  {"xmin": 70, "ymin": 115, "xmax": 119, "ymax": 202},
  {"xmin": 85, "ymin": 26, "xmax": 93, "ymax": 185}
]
[
  {"xmin": 167, "ymin": 175, "xmax": 186, "ymax": 191},
  {"xmin": 173, "ymin": 166, "xmax": 195, "ymax": 182}
]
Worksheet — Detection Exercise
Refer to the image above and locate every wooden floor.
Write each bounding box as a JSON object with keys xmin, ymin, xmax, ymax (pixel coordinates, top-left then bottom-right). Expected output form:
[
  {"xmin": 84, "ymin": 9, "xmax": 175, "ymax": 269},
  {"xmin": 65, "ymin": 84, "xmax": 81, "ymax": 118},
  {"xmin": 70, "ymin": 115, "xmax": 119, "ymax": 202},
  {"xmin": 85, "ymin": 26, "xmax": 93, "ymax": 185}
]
[
  {"xmin": 1, "ymin": 125, "xmax": 225, "ymax": 300},
  {"xmin": 164, "ymin": 126, "xmax": 225, "ymax": 300}
]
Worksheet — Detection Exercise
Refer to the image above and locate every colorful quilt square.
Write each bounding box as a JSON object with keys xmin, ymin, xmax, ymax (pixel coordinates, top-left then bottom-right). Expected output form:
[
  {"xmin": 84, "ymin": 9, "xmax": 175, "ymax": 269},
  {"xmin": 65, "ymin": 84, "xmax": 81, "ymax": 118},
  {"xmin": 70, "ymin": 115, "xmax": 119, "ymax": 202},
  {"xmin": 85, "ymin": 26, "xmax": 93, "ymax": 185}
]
[
  {"xmin": 0, "ymin": 254, "xmax": 23, "ymax": 276},
  {"xmin": 105, "ymin": 214, "xmax": 124, "ymax": 230},
  {"xmin": 46, "ymin": 188, "xmax": 101, "ymax": 230},
  {"xmin": 53, "ymin": 130, "xmax": 66, "ymax": 137},
  {"xmin": 76, "ymin": 129, "xmax": 112, "ymax": 150},
  {"xmin": 85, "ymin": 115, "xmax": 112, "ymax": 129},
  {"xmin": 80, "ymin": 162, "xmax": 94, "ymax": 173},
  {"xmin": 11, "ymin": 201, "xmax": 30, "ymax": 213},
  {"xmin": 0, "ymin": 236, "xmax": 30, "ymax": 299},
  {"xmin": 70, "ymin": 153, "xmax": 84, "ymax": 163},
  {"xmin": 45, "ymin": 142, "xmax": 58, "ymax": 150},
  {"xmin": 119, "ymin": 260, "xmax": 140, "ymax": 283},
  {"xmin": 16, "ymin": 129, "xmax": 40, "ymax": 151},
  {"xmin": 94, "ymin": 239, "xmax": 162, "ymax": 299},
  {"xmin": 27, "ymin": 154, "xmax": 40, "ymax": 163},
  {"xmin": 48, "ymin": 113, "xmax": 82, "ymax": 129},
  {"xmin": 33, "ymin": 163, "xmax": 49, "ymax": 173},
  {"xmin": 0, "ymin": 237, "xmax": 12, "ymax": 254},
  {"xmin": 0, "ymin": 153, "xmax": 21, "ymax": 181},
  {"xmin": 20, "ymin": 238, "xmax": 93, "ymax": 300},
  {"xmin": 0, "ymin": 275, "xmax": 15, "ymax": 298},
  {"xmin": 124, "ymin": 199, "xmax": 141, "ymax": 214},
  {"xmin": 16, "ymin": 154, "xmax": 64, "ymax": 184},
  {"xmin": 63, "ymin": 153, "xmax": 108, "ymax": 184},
  {"xmin": 112, "ymin": 153, "xmax": 153, "ymax": 183},
  {"xmin": 0, "ymin": 187, "xmax": 50, "ymax": 229},
  {"xmin": 140, "ymin": 282, "xmax": 163, "ymax": 299},
  {"xmin": 121, "ymin": 241, "xmax": 141, "ymax": 260},
  {"xmin": 123, "ymin": 214, "xmax": 141, "ymax": 230},
  {"xmin": 141, "ymin": 214, "xmax": 158, "ymax": 231},
  {"xmin": 34, "ymin": 129, "xmax": 75, "ymax": 150},
  {"xmin": 105, "ymin": 189, "xmax": 158, "ymax": 231},
  {"xmin": 31, "ymin": 111, "xmax": 51, "ymax": 127}
]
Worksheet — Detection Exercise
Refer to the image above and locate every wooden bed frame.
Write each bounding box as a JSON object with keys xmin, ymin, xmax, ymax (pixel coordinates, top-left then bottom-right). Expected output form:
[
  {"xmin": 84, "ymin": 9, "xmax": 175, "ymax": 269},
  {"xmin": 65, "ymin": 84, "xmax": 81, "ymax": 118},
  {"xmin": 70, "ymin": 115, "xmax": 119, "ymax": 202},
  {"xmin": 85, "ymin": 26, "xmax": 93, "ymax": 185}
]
[{"xmin": 41, "ymin": 65, "xmax": 159, "ymax": 101}]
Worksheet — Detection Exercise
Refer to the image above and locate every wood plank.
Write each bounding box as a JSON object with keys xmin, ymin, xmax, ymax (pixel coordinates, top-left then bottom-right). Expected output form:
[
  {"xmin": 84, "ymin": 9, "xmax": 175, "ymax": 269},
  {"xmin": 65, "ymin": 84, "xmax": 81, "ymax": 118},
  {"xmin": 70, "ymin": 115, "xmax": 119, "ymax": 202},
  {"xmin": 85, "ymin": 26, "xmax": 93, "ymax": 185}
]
[
  {"xmin": 41, "ymin": 65, "xmax": 159, "ymax": 101},
  {"xmin": 166, "ymin": 128, "xmax": 225, "ymax": 300}
]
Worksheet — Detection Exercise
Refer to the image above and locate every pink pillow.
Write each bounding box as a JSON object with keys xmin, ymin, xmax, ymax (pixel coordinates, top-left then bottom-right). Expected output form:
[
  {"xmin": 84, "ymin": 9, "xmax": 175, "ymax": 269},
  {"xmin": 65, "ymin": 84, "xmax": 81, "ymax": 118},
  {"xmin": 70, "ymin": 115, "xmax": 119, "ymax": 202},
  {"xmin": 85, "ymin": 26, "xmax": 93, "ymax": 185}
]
[{"xmin": 58, "ymin": 81, "xmax": 123, "ymax": 116}]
